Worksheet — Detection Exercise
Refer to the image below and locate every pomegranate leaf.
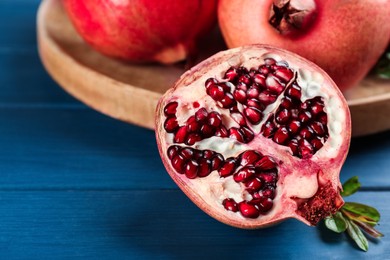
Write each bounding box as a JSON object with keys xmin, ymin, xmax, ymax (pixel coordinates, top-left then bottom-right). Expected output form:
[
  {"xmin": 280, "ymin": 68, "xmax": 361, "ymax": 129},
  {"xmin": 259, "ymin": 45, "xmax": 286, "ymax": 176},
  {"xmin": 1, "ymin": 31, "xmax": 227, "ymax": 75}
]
[
  {"xmin": 352, "ymin": 219, "xmax": 384, "ymax": 238},
  {"xmin": 341, "ymin": 208, "xmax": 378, "ymax": 226},
  {"xmin": 341, "ymin": 176, "xmax": 361, "ymax": 197},
  {"xmin": 346, "ymin": 219, "xmax": 369, "ymax": 252},
  {"xmin": 343, "ymin": 202, "xmax": 380, "ymax": 223},
  {"xmin": 325, "ymin": 212, "xmax": 347, "ymax": 233}
]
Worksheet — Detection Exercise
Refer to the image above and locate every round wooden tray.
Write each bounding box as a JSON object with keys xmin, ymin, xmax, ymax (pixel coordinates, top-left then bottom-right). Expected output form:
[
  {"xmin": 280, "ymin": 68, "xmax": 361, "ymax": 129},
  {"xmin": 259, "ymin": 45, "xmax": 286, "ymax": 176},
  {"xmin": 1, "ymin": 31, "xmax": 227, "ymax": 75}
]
[{"xmin": 37, "ymin": 0, "xmax": 390, "ymax": 137}]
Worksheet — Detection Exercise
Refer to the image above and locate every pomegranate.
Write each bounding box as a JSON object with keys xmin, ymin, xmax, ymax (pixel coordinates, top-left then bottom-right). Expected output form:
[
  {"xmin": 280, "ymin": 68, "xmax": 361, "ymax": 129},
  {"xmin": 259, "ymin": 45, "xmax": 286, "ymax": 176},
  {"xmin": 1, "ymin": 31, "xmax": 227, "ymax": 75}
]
[
  {"xmin": 155, "ymin": 45, "xmax": 351, "ymax": 228},
  {"xmin": 218, "ymin": 0, "xmax": 390, "ymax": 91},
  {"xmin": 63, "ymin": 0, "xmax": 217, "ymax": 64}
]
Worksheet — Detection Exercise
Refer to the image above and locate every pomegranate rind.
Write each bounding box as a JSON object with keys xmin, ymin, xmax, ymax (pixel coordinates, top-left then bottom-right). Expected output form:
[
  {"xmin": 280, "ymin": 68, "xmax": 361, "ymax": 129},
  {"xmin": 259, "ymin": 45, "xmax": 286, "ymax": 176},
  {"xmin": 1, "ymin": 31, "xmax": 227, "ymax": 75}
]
[{"xmin": 156, "ymin": 45, "xmax": 351, "ymax": 229}]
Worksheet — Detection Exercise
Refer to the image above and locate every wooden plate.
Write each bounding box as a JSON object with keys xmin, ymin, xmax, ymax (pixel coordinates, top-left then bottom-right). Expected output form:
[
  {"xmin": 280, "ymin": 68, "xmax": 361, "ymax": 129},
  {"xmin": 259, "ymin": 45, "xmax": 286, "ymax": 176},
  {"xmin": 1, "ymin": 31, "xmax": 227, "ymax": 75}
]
[{"xmin": 37, "ymin": 0, "xmax": 390, "ymax": 137}]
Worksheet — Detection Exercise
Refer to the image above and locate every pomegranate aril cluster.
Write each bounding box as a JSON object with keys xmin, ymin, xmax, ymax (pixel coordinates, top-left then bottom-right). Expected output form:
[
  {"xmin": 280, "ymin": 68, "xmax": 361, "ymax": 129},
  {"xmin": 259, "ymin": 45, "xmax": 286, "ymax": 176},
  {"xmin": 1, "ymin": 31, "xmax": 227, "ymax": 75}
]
[{"xmin": 261, "ymin": 87, "xmax": 329, "ymax": 158}]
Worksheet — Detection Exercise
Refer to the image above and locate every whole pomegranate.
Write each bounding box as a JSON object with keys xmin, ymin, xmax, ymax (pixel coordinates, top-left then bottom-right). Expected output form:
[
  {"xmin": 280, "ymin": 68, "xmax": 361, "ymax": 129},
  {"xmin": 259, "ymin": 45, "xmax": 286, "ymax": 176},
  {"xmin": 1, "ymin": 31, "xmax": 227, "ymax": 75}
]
[
  {"xmin": 218, "ymin": 0, "xmax": 390, "ymax": 91},
  {"xmin": 155, "ymin": 45, "xmax": 351, "ymax": 228},
  {"xmin": 63, "ymin": 0, "xmax": 217, "ymax": 64}
]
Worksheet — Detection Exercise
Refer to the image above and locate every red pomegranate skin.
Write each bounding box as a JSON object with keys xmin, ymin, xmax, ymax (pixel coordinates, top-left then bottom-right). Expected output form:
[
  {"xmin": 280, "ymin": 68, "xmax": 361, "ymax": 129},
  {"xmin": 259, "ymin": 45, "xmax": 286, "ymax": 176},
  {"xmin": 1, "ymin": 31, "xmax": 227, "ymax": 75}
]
[
  {"xmin": 218, "ymin": 0, "xmax": 390, "ymax": 91},
  {"xmin": 63, "ymin": 0, "xmax": 218, "ymax": 64}
]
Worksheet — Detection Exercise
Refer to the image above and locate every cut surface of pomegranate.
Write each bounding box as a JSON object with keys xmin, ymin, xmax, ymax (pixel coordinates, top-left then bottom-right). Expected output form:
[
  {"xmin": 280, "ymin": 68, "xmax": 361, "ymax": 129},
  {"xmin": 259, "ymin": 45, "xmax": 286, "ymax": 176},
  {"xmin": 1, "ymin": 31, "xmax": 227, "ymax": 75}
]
[{"xmin": 155, "ymin": 45, "xmax": 351, "ymax": 228}]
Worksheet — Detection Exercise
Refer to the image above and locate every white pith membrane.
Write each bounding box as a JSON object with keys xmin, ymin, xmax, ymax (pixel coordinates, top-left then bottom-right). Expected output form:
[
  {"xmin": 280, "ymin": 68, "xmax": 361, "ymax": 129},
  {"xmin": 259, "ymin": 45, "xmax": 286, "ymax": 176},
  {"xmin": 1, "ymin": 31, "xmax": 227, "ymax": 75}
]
[{"xmin": 156, "ymin": 45, "xmax": 351, "ymax": 228}]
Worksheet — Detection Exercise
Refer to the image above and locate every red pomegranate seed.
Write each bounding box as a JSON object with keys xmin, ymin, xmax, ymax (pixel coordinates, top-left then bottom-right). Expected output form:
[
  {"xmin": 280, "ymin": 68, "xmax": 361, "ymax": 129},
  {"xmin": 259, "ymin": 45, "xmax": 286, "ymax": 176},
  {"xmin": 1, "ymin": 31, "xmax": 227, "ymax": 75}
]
[
  {"xmin": 258, "ymin": 172, "xmax": 277, "ymax": 184},
  {"xmin": 233, "ymin": 89, "xmax": 247, "ymax": 103},
  {"xmin": 215, "ymin": 126, "xmax": 229, "ymax": 138},
  {"xmin": 255, "ymin": 156, "xmax": 276, "ymax": 170},
  {"xmin": 211, "ymin": 153, "xmax": 224, "ymax": 170},
  {"xmin": 273, "ymin": 127, "xmax": 290, "ymax": 144},
  {"xmin": 286, "ymin": 84, "xmax": 302, "ymax": 100},
  {"xmin": 207, "ymin": 85, "xmax": 225, "ymax": 101},
  {"xmin": 234, "ymin": 167, "xmax": 255, "ymax": 182},
  {"xmin": 203, "ymin": 150, "xmax": 214, "ymax": 159},
  {"xmin": 231, "ymin": 112, "xmax": 246, "ymax": 126},
  {"xmin": 274, "ymin": 67, "xmax": 294, "ymax": 83},
  {"xmin": 164, "ymin": 116, "xmax": 179, "ymax": 133},
  {"xmin": 298, "ymin": 110, "xmax": 312, "ymax": 124},
  {"xmin": 224, "ymin": 67, "xmax": 238, "ymax": 81},
  {"xmin": 247, "ymin": 86, "xmax": 260, "ymax": 99},
  {"xmin": 241, "ymin": 126, "xmax": 254, "ymax": 143},
  {"xmin": 298, "ymin": 139, "xmax": 314, "ymax": 159},
  {"xmin": 164, "ymin": 102, "xmax": 178, "ymax": 116},
  {"xmin": 223, "ymin": 198, "xmax": 238, "ymax": 212},
  {"xmin": 310, "ymin": 103, "xmax": 324, "ymax": 116},
  {"xmin": 245, "ymin": 177, "xmax": 263, "ymax": 192},
  {"xmin": 174, "ymin": 126, "xmax": 188, "ymax": 143},
  {"xmin": 229, "ymin": 128, "xmax": 245, "ymax": 143},
  {"xmin": 258, "ymin": 65, "xmax": 270, "ymax": 75},
  {"xmin": 239, "ymin": 74, "xmax": 251, "ymax": 85},
  {"xmin": 275, "ymin": 108, "xmax": 291, "ymax": 124},
  {"xmin": 200, "ymin": 124, "xmax": 214, "ymax": 138},
  {"xmin": 258, "ymin": 91, "xmax": 277, "ymax": 105},
  {"xmin": 205, "ymin": 78, "xmax": 218, "ymax": 89},
  {"xmin": 264, "ymin": 58, "xmax": 276, "ymax": 65},
  {"xmin": 310, "ymin": 121, "xmax": 326, "ymax": 136},
  {"xmin": 288, "ymin": 120, "xmax": 301, "ymax": 134},
  {"xmin": 219, "ymin": 158, "xmax": 237, "ymax": 177},
  {"xmin": 180, "ymin": 147, "xmax": 194, "ymax": 159},
  {"xmin": 311, "ymin": 136, "xmax": 324, "ymax": 150},
  {"xmin": 299, "ymin": 126, "xmax": 314, "ymax": 140},
  {"xmin": 318, "ymin": 112, "xmax": 328, "ymax": 125},
  {"xmin": 240, "ymin": 150, "xmax": 261, "ymax": 166},
  {"xmin": 167, "ymin": 145, "xmax": 180, "ymax": 160},
  {"xmin": 185, "ymin": 160, "xmax": 199, "ymax": 179},
  {"xmin": 193, "ymin": 101, "xmax": 200, "ymax": 108},
  {"xmin": 195, "ymin": 108, "xmax": 208, "ymax": 122},
  {"xmin": 262, "ymin": 187, "xmax": 276, "ymax": 199},
  {"xmin": 253, "ymin": 73, "xmax": 266, "ymax": 86},
  {"xmin": 262, "ymin": 120, "xmax": 276, "ymax": 137},
  {"xmin": 219, "ymin": 82, "xmax": 232, "ymax": 92},
  {"xmin": 266, "ymin": 75, "xmax": 284, "ymax": 94},
  {"xmin": 185, "ymin": 133, "xmax": 202, "ymax": 145},
  {"xmin": 289, "ymin": 138, "xmax": 299, "ymax": 155},
  {"xmin": 238, "ymin": 201, "xmax": 260, "ymax": 218},
  {"xmin": 258, "ymin": 197, "xmax": 273, "ymax": 213},
  {"xmin": 219, "ymin": 92, "xmax": 236, "ymax": 108},
  {"xmin": 198, "ymin": 159, "xmax": 212, "ymax": 177},
  {"xmin": 172, "ymin": 154, "xmax": 186, "ymax": 173},
  {"xmin": 207, "ymin": 112, "xmax": 222, "ymax": 127},
  {"xmin": 186, "ymin": 116, "xmax": 200, "ymax": 133},
  {"xmin": 244, "ymin": 107, "xmax": 263, "ymax": 124},
  {"xmin": 246, "ymin": 98, "xmax": 264, "ymax": 110},
  {"xmin": 280, "ymin": 97, "xmax": 293, "ymax": 109}
]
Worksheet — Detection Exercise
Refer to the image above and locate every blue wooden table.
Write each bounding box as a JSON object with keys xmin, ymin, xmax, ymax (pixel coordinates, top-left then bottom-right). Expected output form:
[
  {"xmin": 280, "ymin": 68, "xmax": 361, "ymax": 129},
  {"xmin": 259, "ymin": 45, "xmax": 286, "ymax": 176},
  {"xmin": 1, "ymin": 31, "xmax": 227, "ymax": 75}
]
[{"xmin": 1, "ymin": 1, "xmax": 389, "ymax": 259}]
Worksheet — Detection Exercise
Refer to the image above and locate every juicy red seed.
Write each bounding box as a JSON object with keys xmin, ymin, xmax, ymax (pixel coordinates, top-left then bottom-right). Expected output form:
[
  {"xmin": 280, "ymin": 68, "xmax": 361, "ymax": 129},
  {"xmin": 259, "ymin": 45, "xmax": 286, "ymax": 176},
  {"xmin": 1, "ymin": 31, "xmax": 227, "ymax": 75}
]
[
  {"xmin": 247, "ymin": 86, "xmax": 260, "ymax": 99},
  {"xmin": 219, "ymin": 92, "xmax": 236, "ymax": 108},
  {"xmin": 318, "ymin": 112, "xmax": 328, "ymax": 125},
  {"xmin": 167, "ymin": 146, "xmax": 180, "ymax": 160},
  {"xmin": 258, "ymin": 198, "xmax": 273, "ymax": 213},
  {"xmin": 186, "ymin": 117, "xmax": 200, "ymax": 133},
  {"xmin": 231, "ymin": 112, "xmax": 246, "ymax": 126},
  {"xmin": 280, "ymin": 97, "xmax": 293, "ymax": 109},
  {"xmin": 310, "ymin": 103, "xmax": 324, "ymax": 116},
  {"xmin": 200, "ymin": 124, "xmax": 214, "ymax": 138},
  {"xmin": 207, "ymin": 112, "xmax": 222, "ymax": 127},
  {"xmin": 275, "ymin": 108, "xmax": 291, "ymax": 124},
  {"xmin": 286, "ymin": 84, "xmax": 302, "ymax": 100},
  {"xmin": 255, "ymin": 156, "xmax": 276, "ymax": 170},
  {"xmin": 273, "ymin": 127, "xmax": 290, "ymax": 144},
  {"xmin": 237, "ymin": 66, "xmax": 249, "ymax": 75},
  {"xmin": 198, "ymin": 159, "xmax": 212, "ymax": 177},
  {"xmin": 211, "ymin": 154, "xmax": 224, "ymax": 171},
  {"xmin": 238, "ymin": 201, "xmax": 260, "ymax": 218},
  {"xmin": 246, "ymin": 98, "xmax": 264, "ymax": 110},
  {"xmin": 174, "ymin": 126, "xmax": 187, "ymax": 143},
  {"xmin": 229, "ymin": 128, "xmax": 245, "ymax": 143},
  {"xmin": 274, "ymin": 67, "xmax": 294, "ymax": 83},
  {"xmin": 180, "ymin": 147, "xmax": 194, "ymax": 159},
  {"xmin": 258, "ymin": 91, "xmax": 277, "ymax": 105},
  {"xmin": 266, "ymin": 75, "xmax": 284, "ymax": 94},
  {"xmin": 299, "ymin": 126, "xmax": 314, "ymax": 140},
  {"xmin": 311, "ymin": 137, "xmax": 324, "ymax": 150},
  {"xmin": 172, "ymin": 154, "xmax": 186, "ymax": 173},
  {"xmin": 164, "ymin": 117, "xmax": 179, "ymax": 133},
  {"xmin": 205, "ymin": 78, "xmax": 218, "ymax": 88},
  {"xmin": 244, "ymin": 107, "xmax": 263, "ymax": 124},
  {"xmin": 233, "ymin": 89, "xmax": 247, "ymax": 103},
  {"xmin": 219, "ymin": 82, "xmax": 232, "ymax": 92},
  {"xmin": 234, "ymin": 167, "xmax": 255, "ymax": 182},
  {"xmin": 236, "ymin": 81, "xmax": 248, "ymax": 91},
  {"xmin": 185, "ymin": 160, "xmax": 198, "ymax": 179},
  {"xmin": 207, "ymin": 85, "xmax": 225, "ymax": 101},
  {"xmin": 258, "ymin": 65, "xmax": 270, "ymax": 75},
  {"xmin": 288, "ymin": 120, "xmax": 301, "ymax": 134},
  {"xmin": 258, "ymin": 172, "xmax": 277, "ymax": 184},
  {"xmin": 289, "ymin": 138, "xmax": 299, "ymax": 155},
  {"xmin": 203, "ymin": 150, "xmax": 214, "ymax": 159},
  {"xmin": 185, "ymin": 133, "xmax": 202, "ymax": 145},
  {"xmin": 224, "ymin": 67, "xmax": 238, "ymax": 81},
  {"xmin": 245, "ymin": 178, "xmax": 263, "ymax": 192},
  {"xmin": 223, "ymin": 198, "xmax": 238, "ymax": 212},
  {"xmin": 215, "ymin": 126, "xmax": 229, "ymax": 138},
  {"xmin": 262, "ymin": 120, "xmax": 276, "ymax": 137},
  {"xmin": 253, "ymin": 73, "xmax": 266, "ymax": 86},
  {"xmin": 240, "ymin": 150, "xmax": 261, "ymax": 166},
  {"xmin": 193, "ymin": 102, "xmax": 200, "ymax": 108},
  {"xmin": 298, "ymin": 139, "xmax": 314, "ymax": 159},
  {"xmin": 219, "ymin": 158, "xmax": 237, "ymax": 177},
  {"xmin": 310, "ymin": 121, "xmax": 326, "ymax": 136},
  {"xmin": 241, "ymin": 126, "xmax": 255, "ymax": 143},
  {"xmin": 262, "ymin": 187, "xmax": 276, "ymax": 199},
  {"xmin": 164, "ymin": 102, "xmax": 178, "ymax": 116},
  {"xmin": 298, "ymin": 110, "xmax": 312, "ymax": 124},
  {"xmin": 193, "ymin": 150, "xmax": 204, "ymax": 160},
  {"xmin": 195, "ymin": 108, "xmax": 208, "ymax": 122},
  {"xmin": 239, "ymin": 74, "xmax": 251, "ymax": 85},
  {"xmin": 264, "ymin": 58, "xmax": 276, "ymax": 65}
]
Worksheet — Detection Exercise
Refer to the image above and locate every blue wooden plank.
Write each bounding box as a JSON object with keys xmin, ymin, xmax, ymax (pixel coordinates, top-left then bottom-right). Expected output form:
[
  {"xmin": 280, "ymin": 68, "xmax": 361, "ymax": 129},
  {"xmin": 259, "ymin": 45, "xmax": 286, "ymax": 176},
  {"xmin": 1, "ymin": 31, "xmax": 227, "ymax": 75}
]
[{"xmin": 0, "ymin": 190, "xmax": 387, "ymax": 259}]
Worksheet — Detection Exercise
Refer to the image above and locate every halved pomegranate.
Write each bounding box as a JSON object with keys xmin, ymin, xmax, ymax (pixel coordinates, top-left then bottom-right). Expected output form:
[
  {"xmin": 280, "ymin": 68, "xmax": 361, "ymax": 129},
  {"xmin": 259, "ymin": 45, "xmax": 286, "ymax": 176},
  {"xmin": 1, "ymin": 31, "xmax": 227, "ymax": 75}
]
[{"xmin": 155, "ymin": 45, "xmax": 351, "ymax": 228}]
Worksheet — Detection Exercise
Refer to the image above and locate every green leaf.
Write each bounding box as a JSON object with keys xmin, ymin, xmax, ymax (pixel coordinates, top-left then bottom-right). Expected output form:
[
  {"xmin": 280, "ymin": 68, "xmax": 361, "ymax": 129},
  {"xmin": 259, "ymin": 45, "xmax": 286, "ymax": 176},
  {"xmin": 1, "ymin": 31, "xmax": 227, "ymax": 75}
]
[
  {"xmin": 346, "ymin": 219, "xmax": 369, "ymax": 252},
  {"xmin": 324, "ymin": 212, "xmax": 348, "ymax": 233},
  {"xmin": 343, "ymin": 202, "xmax": 380, "ymax": 223},
  {"xmin": 352, "ymin": 220, "xmax": 384, "ymax": 238},
  {"xmin": 342, "ymin": 209, "xmax": 377, "ymax": 226},
  {"xmin": 341, "ymin": 176, "xmax": 361, "ymax": 197}
]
